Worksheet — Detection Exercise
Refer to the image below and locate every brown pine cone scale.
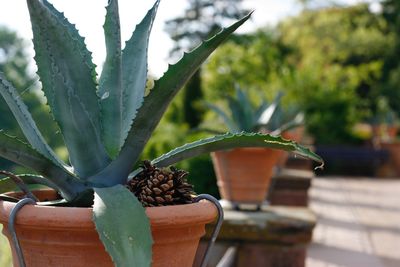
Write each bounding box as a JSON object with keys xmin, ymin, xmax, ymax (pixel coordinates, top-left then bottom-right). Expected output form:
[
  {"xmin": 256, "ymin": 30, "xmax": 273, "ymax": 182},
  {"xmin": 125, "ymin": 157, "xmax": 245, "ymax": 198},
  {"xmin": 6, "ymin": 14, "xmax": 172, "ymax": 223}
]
[{"xmin": 127, "ymin": 160, "xmax": 196, "ymax": 207}]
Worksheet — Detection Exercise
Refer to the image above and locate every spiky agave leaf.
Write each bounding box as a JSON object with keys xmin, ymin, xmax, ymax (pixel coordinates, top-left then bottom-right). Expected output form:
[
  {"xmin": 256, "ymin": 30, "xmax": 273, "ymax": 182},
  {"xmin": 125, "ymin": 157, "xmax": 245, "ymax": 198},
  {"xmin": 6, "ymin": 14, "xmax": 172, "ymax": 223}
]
[
  {"xmin": 0, "ymin": 131, "xmax": 87, "ymax": 201},
  {"xmin": 233, "ymin": 85, "xmax": 254, "ymax": 131},
  {"xmin": 93, "ymin": 185, "xmax": 152, "ymax": 267},
  {"xmin": 98, "ymin": 0, "xmax": 159, "ymax": 159},
  {"xmin": 88, "ymin": 12, "xmax": 253, "ymax": 186},
  {"xmin": 257, "ymin": 91, "xmax": 284, "ymax": 127},
  {"xmin": 0, "ymin": 174, "xmax": 59, "ymax": 195},
  {"xmin": 271, "ymin": 113, "xmax": 305, "ymax": 135},
  {"xmin": 27, "ymin": 0, "xmax": 110, "ymax": 178},
  {"xmin": 120, "ymin": 0, "xmax": 160, "ymax": 149},
  {"xmin": 0, "ymin": 73, "xmax": 68, "ymax": 171},
  {"xmin": 205, "ymin": 102, "xmax": 239, "ymax": 132},
  {"xmin": 151, "ymin": 132, "xmax": 324, "ymax": 168},
  {"xmin": 226, "ymin": 94, "xmax": 252, "ymax": 132},
  {"xmin": 98, "ymin": 0, "xmax": 123, "ymax": 158},
  {"xmin": 254, "ymin": 100, "xmax": 269, "ymax": 124}
]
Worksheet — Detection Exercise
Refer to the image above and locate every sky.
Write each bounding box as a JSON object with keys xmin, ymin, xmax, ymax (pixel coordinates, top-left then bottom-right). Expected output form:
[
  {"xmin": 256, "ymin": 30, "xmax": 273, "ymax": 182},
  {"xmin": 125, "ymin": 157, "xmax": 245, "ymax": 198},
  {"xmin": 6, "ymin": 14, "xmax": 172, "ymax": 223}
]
[
  {"xmin": 0, "ymin": 0, "xmax": 373, "ymax": 77},
  {"xmin": 0, "ymin": 0, "xmax": 304, "ymax": 77}
]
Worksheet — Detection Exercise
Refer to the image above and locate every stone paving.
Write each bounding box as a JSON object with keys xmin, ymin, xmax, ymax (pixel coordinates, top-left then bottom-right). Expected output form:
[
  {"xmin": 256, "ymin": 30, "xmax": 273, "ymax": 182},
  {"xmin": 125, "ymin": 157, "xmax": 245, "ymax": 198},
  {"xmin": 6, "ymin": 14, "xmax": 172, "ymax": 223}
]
[{"xmin": 307, "ymin": 177, "xmax": 400, "ymax": 267}]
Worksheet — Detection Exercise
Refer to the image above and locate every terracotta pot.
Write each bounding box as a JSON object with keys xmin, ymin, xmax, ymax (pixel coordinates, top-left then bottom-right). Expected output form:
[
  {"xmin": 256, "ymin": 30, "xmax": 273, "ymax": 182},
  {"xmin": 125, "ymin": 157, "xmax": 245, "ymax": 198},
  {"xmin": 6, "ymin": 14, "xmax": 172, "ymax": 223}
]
[
  {"xmin": 372, "ymin": 124, "xmax": 398, "ymax": 142},
  {"xmin": 211, "ymin": 148, "xmax": 282, "ymax": 204},
  {"xmin": 381, "ymin": 142, "xmax": 400, "ymax": 177},
  {"xmin": 0, "ymin": 190, "xmax": 217, "ymax": 267}
]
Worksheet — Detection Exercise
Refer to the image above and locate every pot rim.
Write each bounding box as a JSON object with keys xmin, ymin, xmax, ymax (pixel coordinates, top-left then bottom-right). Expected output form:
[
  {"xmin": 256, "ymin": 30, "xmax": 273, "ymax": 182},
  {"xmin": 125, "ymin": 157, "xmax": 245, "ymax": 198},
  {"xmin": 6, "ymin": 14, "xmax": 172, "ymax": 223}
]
[{"xmin": 0, "ymin": 190, "xmax": 217, "ymax": 229}]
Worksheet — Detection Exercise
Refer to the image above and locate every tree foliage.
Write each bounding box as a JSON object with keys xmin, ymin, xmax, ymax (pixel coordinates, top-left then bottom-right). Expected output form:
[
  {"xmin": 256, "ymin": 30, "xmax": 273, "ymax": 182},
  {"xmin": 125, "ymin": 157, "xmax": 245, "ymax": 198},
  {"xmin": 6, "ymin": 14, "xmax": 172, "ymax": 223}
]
[
  {"xmin": 164, "ymin": 0, "xmax": 249, "ymax": 128},
  {"xmin": 203, "ymin": 29, "xmax": 290, "ymax": 101},
  {"xmin": 381, "ymin": 0, "xmax": 400, "ymax": 115},
  {"xmin": 165, "ymin": 0, "xmax": 249, "ymax": 56},
  {"xmin": 278, "ymin": 4, "xmax": 393, "ymax": 143},
  {"xmin": 203, "ymin": 4, "xmax": 395, "ymax": 144}
]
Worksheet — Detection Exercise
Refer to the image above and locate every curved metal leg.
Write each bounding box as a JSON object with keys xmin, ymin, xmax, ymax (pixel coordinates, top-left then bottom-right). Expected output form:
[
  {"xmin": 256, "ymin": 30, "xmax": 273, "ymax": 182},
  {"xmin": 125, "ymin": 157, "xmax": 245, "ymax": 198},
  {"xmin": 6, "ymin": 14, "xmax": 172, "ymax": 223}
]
[
  {"xmin": 8, "ymin": 198, "xmax": 36, "ymax": 267},
  {"xmin": 194, "ymin": 194, "xmax": 224, "ymax": 267}
]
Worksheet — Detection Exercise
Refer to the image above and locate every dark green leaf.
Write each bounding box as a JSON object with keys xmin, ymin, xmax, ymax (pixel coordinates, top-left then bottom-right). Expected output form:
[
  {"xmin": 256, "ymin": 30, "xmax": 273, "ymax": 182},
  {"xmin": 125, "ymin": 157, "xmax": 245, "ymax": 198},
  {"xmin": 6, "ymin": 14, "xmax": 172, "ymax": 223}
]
[{"xmin": 152, "ymin": 132, "xmax": 324, "ymax": 167}]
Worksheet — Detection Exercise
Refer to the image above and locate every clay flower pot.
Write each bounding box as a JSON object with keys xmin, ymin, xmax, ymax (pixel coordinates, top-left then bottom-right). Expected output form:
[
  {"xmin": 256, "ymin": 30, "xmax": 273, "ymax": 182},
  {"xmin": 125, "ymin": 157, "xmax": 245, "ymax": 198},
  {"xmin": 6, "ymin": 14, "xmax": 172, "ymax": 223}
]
[
  {"xmin": 381, "ymin": 141, "xmax": 400, "ymax": 177},
  {"xmin": 211, "ymin": 148, "xmax": 282, "ymax": 204},
  {"xmin": 0, "ymin": 190, "xmax": 216, "ymax": 267},
  {"xmin": 372, "ymin": 124, "xmax": 398, "ymax": 142}
]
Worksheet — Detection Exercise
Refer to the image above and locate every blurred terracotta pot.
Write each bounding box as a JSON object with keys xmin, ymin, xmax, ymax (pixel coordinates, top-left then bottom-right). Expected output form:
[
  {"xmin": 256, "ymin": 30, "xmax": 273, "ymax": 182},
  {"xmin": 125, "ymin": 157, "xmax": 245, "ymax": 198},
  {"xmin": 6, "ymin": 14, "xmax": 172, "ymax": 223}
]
[
  {"xmin": 0, "ymin": 190, "xmax": 216, "ymax": 267},
  {"xmin": 381, "ymin": 141, "xmax": 400, "ymax": 177},
  {"xmin": 211, "ymin": 148, "xmax": 282, "ymax": 204},
  {"xmin": 387, "ymin": 126, "xmax": 398, "ymax": 139},
  {"xmin": 372, "ymin": 124, "xmax": 398, "ymax": 142}
]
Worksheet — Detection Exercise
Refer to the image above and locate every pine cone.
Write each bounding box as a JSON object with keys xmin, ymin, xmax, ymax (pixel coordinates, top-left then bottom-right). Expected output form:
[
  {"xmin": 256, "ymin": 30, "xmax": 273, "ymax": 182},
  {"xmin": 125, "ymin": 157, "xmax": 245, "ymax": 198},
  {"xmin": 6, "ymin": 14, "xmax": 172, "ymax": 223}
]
[{"xmin": 127, "ymin": 160, "xmax": 195, "ymax": 207}]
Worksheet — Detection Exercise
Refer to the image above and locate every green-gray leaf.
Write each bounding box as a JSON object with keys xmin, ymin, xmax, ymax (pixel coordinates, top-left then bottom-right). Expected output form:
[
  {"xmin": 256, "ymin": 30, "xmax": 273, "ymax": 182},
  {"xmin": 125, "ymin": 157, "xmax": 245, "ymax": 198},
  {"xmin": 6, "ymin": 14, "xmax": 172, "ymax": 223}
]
[
  {"xmin": 0, "ymin": 131, "xmax": 86, "ymax": 201},
  {"xmin": 0, "ymin": 174, "xmax": 59, "ymax": 194},
  {"xmin": 206, "ymin": 102, "xmax": 238, "ymax": 132},
  {"xmin": 257, "ymin": 91, "xmax": 284, "ymax": 127},
  {"xmin": 93, "ymin": 185, "xmax": 152, "ymax": 267},
  {"xmin": 152, "ymin": 132, "xmax": 324, "ymax": 167},
  {"xmin": 91, "ymin": 13, "xmax": 253, "ymax": 186},
  {"xmin": 87, "ymin": 13, "xmax": 252, "ymax": 186},
  {"xmin": 99, "ymin": 0, "xmax": 123, "ymax": 158},
  {"xmin": 0, "ymin": 73, "xmax": 69, "ymax": 171},
  {"xmin": 227, "ymin": 95, "xmax": 250, "ymax": 132},
  {"xmin": 121, "ymin": 0, "xmax": 160, "ymax": 148},
  {"xmin": 234, "ymin": 85, "xmax": 254, "ymax": 131},
  {"xmin": 27, "ymin": 0, "xmax": 110, "ymax": 177}
]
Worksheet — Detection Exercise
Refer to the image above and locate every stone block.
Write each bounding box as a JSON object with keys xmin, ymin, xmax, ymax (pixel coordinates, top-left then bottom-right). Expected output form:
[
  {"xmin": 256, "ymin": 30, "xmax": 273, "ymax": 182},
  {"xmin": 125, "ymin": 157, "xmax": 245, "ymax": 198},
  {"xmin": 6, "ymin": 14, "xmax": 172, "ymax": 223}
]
[
  {"xmin": 194, "ymin": 205, "xmax": 316, "ymax": 267},
  {"xmin": 269, "ymin": 169, "xmax": 314, "ymax": 206}
]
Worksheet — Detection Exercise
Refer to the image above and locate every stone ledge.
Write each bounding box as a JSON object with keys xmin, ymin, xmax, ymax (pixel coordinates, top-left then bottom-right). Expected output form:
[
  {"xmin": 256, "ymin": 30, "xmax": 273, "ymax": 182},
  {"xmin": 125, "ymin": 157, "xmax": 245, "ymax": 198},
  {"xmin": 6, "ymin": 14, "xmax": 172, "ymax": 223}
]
[
  {"xmin": 196, "ymin": 206, "xmax": 316, "ymax": 267},
  {"xmin": 272, "ymin": 169, "xmax": 314, "ymax": 190},
  {"xmin": 205, "ymin": 206, "xmax": 316, "ymax": 245},
  {"xmin": 269, "ymin": 169, "xmax": 314, "ymax": 206}
]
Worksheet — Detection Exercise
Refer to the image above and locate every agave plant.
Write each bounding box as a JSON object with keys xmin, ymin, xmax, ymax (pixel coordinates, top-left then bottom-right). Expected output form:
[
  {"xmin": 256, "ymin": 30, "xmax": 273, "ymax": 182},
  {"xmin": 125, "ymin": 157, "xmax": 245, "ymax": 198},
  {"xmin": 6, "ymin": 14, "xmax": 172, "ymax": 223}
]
[
  {"xmin": 206, "ymin": 86, "xmax": 304, "ymax": 135},
  {"xmin": 0, "ymin": 0, "xmax": 322, "ymax": 265}
]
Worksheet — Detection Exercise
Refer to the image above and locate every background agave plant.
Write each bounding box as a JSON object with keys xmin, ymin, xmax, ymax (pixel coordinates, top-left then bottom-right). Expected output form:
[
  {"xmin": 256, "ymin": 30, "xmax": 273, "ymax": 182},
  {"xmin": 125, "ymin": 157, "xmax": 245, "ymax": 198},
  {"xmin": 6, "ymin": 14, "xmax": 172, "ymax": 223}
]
[
  {"xmin": 206, "ymin": 86, "xmax": 304, "ymax": 135},
  {"xmin": 0, "ymin": 0, "xmax": 322, "ymax": 265}
]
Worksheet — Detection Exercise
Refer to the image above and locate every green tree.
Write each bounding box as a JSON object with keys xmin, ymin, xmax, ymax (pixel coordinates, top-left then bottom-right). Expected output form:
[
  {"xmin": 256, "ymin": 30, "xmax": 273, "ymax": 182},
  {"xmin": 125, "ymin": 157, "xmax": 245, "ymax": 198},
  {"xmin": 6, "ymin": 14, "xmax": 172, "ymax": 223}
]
[
  {"xmin": 278, "ymin": 4, "xmax": 394, "ymax": 143},
  {"xmin": 381, "ymin": 0, "xmax": 400, "ymax": 115},
  {"xmin": 165, "ymin": 0, "xmax": 249, "ymax": 128},
  {"xmin": 203, "ymin": 4, "xmax": 394, "ymax": 144},
  {"xmin": 203, "ymin": 29, "xmax": 290, "ymax": 101}
]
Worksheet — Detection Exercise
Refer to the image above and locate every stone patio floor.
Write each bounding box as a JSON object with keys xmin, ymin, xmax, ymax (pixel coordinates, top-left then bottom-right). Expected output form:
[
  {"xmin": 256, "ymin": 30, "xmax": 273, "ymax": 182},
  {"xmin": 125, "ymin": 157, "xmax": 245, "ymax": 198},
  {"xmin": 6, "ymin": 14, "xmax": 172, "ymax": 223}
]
[{"xmin": 307, "ymin": 177, "xmax": 400, "ymax": 267}]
